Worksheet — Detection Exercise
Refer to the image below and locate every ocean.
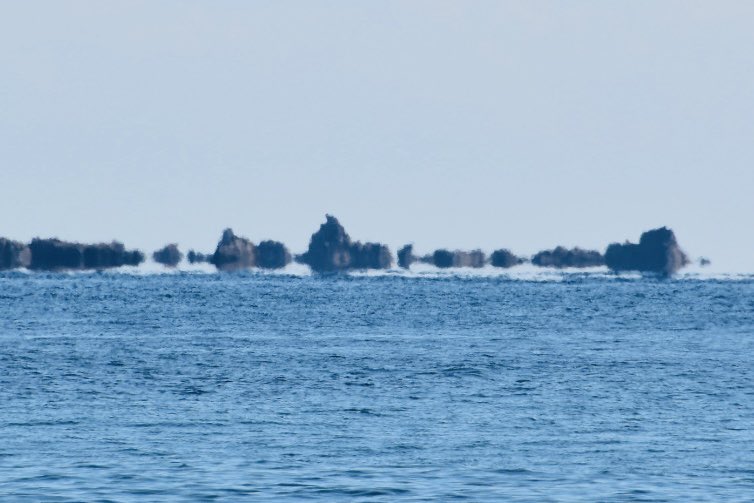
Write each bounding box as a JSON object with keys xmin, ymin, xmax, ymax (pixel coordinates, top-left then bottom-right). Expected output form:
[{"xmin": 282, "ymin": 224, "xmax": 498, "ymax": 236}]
[{"xmin": 1, "ymin": 268, "xmax": 753, "ymax": 501}]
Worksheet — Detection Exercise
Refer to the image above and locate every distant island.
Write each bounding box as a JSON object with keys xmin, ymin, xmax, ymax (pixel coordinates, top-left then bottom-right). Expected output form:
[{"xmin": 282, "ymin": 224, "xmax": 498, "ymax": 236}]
[{"xmin": 0, "ymin": 215, "xmax": 691, "ymax": 276}]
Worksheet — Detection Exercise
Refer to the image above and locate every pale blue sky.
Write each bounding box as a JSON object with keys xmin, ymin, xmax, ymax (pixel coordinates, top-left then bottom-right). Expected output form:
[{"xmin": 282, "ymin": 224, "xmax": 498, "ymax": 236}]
[{"xmin": 1, "ymin": 1, "xmax": 752, "ymax": 270}]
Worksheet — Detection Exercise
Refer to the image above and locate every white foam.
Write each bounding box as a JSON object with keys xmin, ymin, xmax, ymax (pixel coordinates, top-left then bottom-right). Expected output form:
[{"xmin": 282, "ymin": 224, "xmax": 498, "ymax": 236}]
[{"xmin": 3, "ymin": 260, "xmax": 753, "ymax": 281}]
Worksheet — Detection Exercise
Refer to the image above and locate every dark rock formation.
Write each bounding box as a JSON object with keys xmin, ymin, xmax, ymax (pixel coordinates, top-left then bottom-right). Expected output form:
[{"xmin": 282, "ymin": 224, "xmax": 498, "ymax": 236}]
[
  {"xmin": 256, "ymin": 240, "xmax": 291, "ymax": 269},
  {"xmin": 604, "ymin": 227, "xmax": 689, "ymax": 276},
  {"xmin": 153, "ymin": 244, "xmax": 183, "ymax": 267},
  {"xmin": 29, "ymin": 239, "xmax": 83, "ymax": 270},
  {"xmin": 83, "ymin": 242, "xmax": 144, "ymax": 269},
  {"xmin": 427, "ymin": 249, "xmax": 486, "ymax": 268},
  {"xmin": 397, "ymin": 244, "xmax": 416, "ymax": 269},
  {"xmin": 0, "ymin": 238, "xmax": 31, "ymax": 270},
  {"xmin": 431, "ymin": 249, "xmax": 454, "ymax": 268},
  {"xmin": 351, "ymin": 242, "xmax": 392, "ymax": 270},
  {"xmin": 699, "ymin": 257, "xmax": 711, "ymax": 267},
  {"xmin": 211, "ymin": 229, "xmax": 256, "ymax": 271},
  {"xmin": 490, "ymin": 248, "xmax": 524, "ymax": 268},
  {"xmin": 532, "ymin": 247, "xmax": 604, "ymax": 268},
  {"xmin": 299, "ymin": 216, "xmax": 351, "ymax": 272},
  {"xmin": 187, "ymin": 250, "xmax": 211, "ymax": 264},
  {"xmin": 299, "ymin": 215, "xmax": 392, "ymax": 272},
  {"xmin": 28, "ymin": 238, "xmax": 143, "ymax": 271}
]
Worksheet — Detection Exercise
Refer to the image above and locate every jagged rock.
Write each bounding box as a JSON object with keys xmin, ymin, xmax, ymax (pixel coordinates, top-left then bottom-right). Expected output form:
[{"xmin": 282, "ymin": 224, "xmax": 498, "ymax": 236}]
[
  {"xmin": 28, "ymin": 238, "xmax": 143, "ymax": 271},
  {"xmin": 604, "ymin": 227, "xmax": 689, "ymax": 276},
  {"xmin": 187, "ymin": 250, "xmax": 211, "ymax": 264},
  {"xmin": 211, "ymin": 229, "xmax": 256, "ymax": 271},
  {"xmin": 427, "ymin": 249, "xmax": 486, "ymax": 268},
  {"xmin": 299, "ymin": 215, "xmax": 392, "ymax": 272},
  {"xmin": 299, "ymin": 215, "xmax": 352, "ymax": 272},
  {"xmin": 397, "ymin": 244, "xmax": 416, "ymax": 269},
  {"xmin": 257, "ymin": 240, "xmax": 291, "ymax": 269},
  {"xmin": 532, "ymin": 247, "xmax": 604, "ymax": 268},
  {"xmin": 490, "ymin": 249, "xmax": 524, "ymax": 268},
  {"xmin": 0, "ymin": 238, "xmax": 31, "ymax": 270},
  {"xmin": 153, "ymin": 244, "xmax": 183, "ymax": 267}
]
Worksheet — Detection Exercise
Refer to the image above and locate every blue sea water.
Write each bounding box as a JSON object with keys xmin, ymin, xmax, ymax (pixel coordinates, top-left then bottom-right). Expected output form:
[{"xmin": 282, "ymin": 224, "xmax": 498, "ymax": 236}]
[{"xmin": 1, "ymin": 269, "xmax": 754, "ymax": 501}]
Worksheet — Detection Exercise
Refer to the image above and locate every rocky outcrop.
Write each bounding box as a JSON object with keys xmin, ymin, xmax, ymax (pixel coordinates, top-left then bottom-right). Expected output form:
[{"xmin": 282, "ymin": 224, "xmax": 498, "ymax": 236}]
[
  {"xmin": 397, "ymin": 244, "xmax": 416, "ymax": 269},
  {"xmin": 83, "ymin": 243, "xmax": 144, "ymax": 269},
  {"xmin": 490, "ymin": 249, "xmax": 524, "ymax": 268},
  {"xmin": 28, "ymin": 239, "xmax": 84, "ymax": 270},
  {"xmin": 299, "ymin": 215, "xmax": 392, "ymax": 272},
  {"xmin": 532, "ymin": 247, "xmax": 604, "ymax": 268},
  {"xmin": 298, "ymin": 216, "xmax": 351, "ymax": 272},
  {"xmin": 187, "ymin": 250, "xmax": 211, "ymax": 264},
  {"xmin": 0, "ymin": 238, "xmax": 31, "ymax": 270},
  {"xmin": 351, "ymin": 242, "xmax": 392, "ymax": 269},
  {"xmin": 153, "ymin": 244, "xmax": 183, "ymax": 267},
  {"xmin": 605, "ymin": 227, "xmax": 689, "ymax": 276},
  {"xmin": 207, "ymin": 229, "xmax": 291, "ymax": 270},
  {"xmin": 257, "ymin": 240, "xmax": 291, "ymax": 269},
  {"xmin": 428, "ymin": 249, "xmax": 453, "ymax": 268},
  {"xmin": 28, "ymin": 238, "xmax": 144, "ymax": 271},
  {"xmin": 425, "ymin": 249, "xmax": 486, "ymax": 268},
  {"xmin": 211, "ymin": 229, "xmax": 256, "ymax": 271}
]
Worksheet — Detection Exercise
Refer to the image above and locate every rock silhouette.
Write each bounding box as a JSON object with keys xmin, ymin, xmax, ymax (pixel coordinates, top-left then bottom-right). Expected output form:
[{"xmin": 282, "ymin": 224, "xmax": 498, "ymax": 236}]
[
  {"xmin": 208, "ymin": 229, "xmax": 291, "ymax": 270},
  {"xmin": 256, "ymin": 240, "xmax": 292, "ymax": 269},
  {"xmin": 604, "ymin": 227, "xmax": 689, "ymax": 275},
  {"xmin": 0, "ymin": 238, "xmax": 31, "ymax": 270},
  {"xmin": 187, "ymin": 250, "xmax": 211, "ymax": 264},
  {"xmin": 211, "ymin": 229, "xmax": 257, "ymax": 271},
  {"xmin": 83, "ymin": 243, "xmax": 144, "ymax": 269},
  {"xmin": 299, "ymin": 215, "xmax": 392, "ymax": 272},
  {"xmin": 352, "ymin": 242, "xmax": 392, "ymax": 269},
  {"xmin": 425, "ymin": 249, "xmax": 486, "ymax": 268},
  {"xmin": 28, "ymin": 238, "xmax": 144, "ymax": 271},
  {"xmin": 490, "ymin": 249, "xmax": 524, "ymax": 268},
  {"xmin": 397, "ymin": 244, "xmax": 416, "ymax": 269},
  {"xmin": 430, "ymin": 249, "xmax": 454, "ymax": 268},
  {"xmin": 532, "ymin": 247, "xmax": 604, "ymax": 268},
  {"xmin": 5, "ymin": 220, "xmax": 695, "ymax": 276},
  {"xmin": 153, "ymin": 244, "xmax": 183, "ymax": 267}
]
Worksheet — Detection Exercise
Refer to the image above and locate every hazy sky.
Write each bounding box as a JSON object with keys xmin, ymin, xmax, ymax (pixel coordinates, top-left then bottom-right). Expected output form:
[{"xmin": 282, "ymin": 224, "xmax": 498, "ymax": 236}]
[{"xmin": 2, "ymin": 1, "xmax": 753, "ymax": 270}]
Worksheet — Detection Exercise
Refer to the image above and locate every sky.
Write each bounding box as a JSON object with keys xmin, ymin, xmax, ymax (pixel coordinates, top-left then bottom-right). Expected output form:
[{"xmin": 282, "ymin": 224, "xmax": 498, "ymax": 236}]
[{"xmin": 1, "ymin": 1, "xmax": 753, "ymax": 270}]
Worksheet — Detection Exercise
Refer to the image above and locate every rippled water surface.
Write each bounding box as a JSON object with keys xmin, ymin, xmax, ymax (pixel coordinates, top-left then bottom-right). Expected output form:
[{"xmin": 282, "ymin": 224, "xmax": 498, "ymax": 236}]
[{"xmin": 2, "ymin": 271, "xmax": 754, "ymax": 501}]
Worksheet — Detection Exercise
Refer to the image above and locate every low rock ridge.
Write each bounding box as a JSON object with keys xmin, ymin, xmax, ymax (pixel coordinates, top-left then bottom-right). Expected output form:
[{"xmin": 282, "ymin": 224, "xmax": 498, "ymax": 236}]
[
  {"xmin": 397, "ymin": 245, "xmax": 521, "ymax": 269},
  {"xmin": 531, "ymin": 247, "xmax": 605, "ymax": 268},
  {"xmin": 398, "ymin": 246, "xmax": 487, "ymax": 269},
  {"xmin": 27, "ymin": 238, "xmax": 144, "ymax": 271},
  {"xmin": 187, "ymin": 250, "xmax": 212, "ymax": 264},
  {"xmin": 424, "ymin": 249, "xmax": 486, "ymax": 269}
]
